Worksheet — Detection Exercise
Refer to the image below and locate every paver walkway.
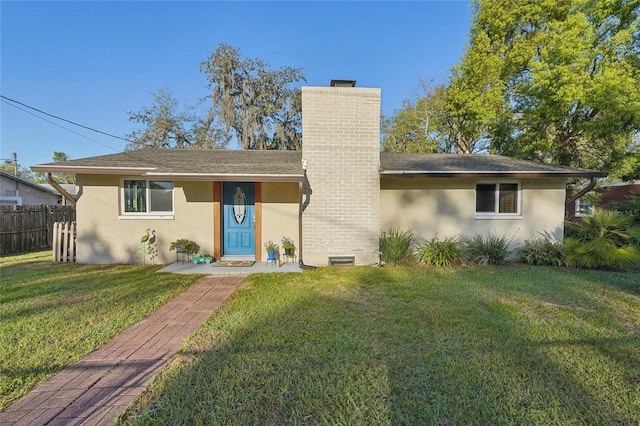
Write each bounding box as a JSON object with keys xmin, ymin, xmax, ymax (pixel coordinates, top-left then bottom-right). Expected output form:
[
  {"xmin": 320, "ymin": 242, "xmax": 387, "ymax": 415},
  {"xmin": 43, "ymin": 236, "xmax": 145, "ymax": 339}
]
[{"xmin": 1, "ymin": 275, "xmax": 245, "ymax": 426}]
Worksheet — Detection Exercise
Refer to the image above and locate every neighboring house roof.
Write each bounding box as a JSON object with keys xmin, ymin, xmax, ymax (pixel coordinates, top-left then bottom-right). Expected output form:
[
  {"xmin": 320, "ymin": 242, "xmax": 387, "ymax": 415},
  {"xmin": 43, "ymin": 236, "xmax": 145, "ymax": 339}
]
[
  {"xmin": 31, "ymin": 149, "xmax": 607, "ymax": 179},
  {"xmin": 39, "ymin": 183, "xmax": 77, "ymax": 197},
  {"xmin": 0, "ymin": 170, "xmax": 60, "ymax": 195},
  {"xmin": 379, "ymin": 153, "xmax": 607, "ymax": 178}
]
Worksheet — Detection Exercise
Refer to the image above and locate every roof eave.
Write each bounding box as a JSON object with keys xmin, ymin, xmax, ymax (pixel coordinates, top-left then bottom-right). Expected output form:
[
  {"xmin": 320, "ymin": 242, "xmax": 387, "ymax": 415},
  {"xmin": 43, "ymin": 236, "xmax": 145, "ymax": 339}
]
[
  {"xmin": 142, "ymin": 172, "xmax": 305, "ymax": 182},
  {"xmin": 31, "ymin": 165, "xmax": 155, "ymax": 174},
  {"xmin": 379, "ymin": 170, "xmax": 608, "ymax": 178}
]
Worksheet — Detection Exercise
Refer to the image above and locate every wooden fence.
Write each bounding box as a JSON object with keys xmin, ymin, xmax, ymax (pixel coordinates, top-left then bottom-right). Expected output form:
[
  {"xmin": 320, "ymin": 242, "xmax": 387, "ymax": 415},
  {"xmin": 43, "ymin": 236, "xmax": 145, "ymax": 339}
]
[
  {"xmin": 0, "ymin": 205, "xmax": 76, "ymax": 256},
  {"xmin": 53, "ymin": 221, "xmax": 77, "ymax": 262}
]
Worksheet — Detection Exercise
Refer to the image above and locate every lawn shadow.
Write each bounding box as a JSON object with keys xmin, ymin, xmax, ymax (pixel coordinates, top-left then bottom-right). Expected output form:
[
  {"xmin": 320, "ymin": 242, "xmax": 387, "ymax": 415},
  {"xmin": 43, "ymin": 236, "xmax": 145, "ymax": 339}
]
[{"xmin": 118, "ymin": 266, "xmax": 640, "ymax": 425}]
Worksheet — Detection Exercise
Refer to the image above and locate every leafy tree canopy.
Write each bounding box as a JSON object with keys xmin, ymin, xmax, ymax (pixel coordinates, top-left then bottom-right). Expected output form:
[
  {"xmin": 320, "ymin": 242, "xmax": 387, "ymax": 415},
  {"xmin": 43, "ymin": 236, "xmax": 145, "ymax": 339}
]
[
  {"xmin": 126, "ymin": 88, "xmax": 229, "ymax": 150},
  {"xmin": 382, "ymin": 82, "xmax": 489, "ymax": 154},
  {"xmin": 0, "ymin": 163, "xmax": 35, "ymax": 181},
  {"xmin": 201, "ymin": 43, "xmax": 305, "ymax": 150},
  {"xmin": 33, "ymin": 152, "xmax": 76, "ymax": 184},
  {"xmin": 384, "ymin": 0, "xmax": 640, "ymax": 180},
  {"xmin": 458, "ymin": 0, "xmax": 640, "ymax": 177},
  {"xmin": 126, "ymin": 43, "xmax": 305, "ymax": 151}
]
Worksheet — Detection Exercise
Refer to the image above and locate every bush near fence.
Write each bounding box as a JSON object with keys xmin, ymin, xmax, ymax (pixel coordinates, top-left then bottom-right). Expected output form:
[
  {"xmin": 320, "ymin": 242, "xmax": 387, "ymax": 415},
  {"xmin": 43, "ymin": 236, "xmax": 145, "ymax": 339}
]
[{"xmin": 0, "ymin": 205, "xmax": 76, "ymax": 255}]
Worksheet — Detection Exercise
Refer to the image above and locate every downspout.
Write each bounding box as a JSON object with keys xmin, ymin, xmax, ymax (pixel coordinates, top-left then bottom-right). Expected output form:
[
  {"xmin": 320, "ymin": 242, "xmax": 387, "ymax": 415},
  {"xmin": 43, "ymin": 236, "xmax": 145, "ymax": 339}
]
[
  {"xmin": 565, "ymin": 177, "xmax": 597, "ymax": 218},
  {"xmin": 46, "ymin": 173, "xmax": 76, "ymax": 206},
  {"xmin": 298, "ymin": 170, "xmax": 315, "ymax": 270}
]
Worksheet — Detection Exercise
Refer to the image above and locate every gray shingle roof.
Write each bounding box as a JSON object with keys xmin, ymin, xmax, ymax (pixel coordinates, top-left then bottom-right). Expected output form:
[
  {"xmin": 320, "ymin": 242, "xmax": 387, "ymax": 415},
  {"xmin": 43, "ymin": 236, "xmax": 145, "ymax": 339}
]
[
  {"xmin": 31, "ymin": 149, "xmax": 606, "ymax": 179},
  {"xmin": 32, "ymin": 149, "xmax": 305, "ymax": 181},
  {"xmin": 0, "ymin": 170, "xmax": 61, "ymax": 195},
  {"xmin": 380, "ymin": 153, "xmax": 607, "ymax": 178}
]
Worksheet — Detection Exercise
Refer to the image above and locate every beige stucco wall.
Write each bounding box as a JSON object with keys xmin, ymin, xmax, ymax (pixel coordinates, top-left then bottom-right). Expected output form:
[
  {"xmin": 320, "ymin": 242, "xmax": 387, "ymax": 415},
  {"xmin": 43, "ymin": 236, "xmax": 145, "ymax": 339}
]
[
  {"xmin": 75, "ymin": 175, "xmax": 214, "ymax": 264},
  {"xmin": 260, "ymin": 182, "xmax": 300, "ymax": 262},
  {"xmin": 380, "ymin": 177, "xmax": 568, "ymax": 246}
]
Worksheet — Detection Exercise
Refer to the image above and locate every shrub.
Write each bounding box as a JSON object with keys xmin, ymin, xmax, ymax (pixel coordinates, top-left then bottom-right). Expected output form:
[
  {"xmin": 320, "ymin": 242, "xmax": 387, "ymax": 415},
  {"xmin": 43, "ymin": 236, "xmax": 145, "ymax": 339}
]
[
  {"xmin": 564, "ymin": 208, "xmax": 640, "ymax": 270},
  {"xmin": 417, "ymin": 236, "xmax": 461, "ymax": 267},
  {"xmin": 459, "ymin": 233, "xmax": 513, "ymax": 265},
  {"xmin": 520, "ymin": 235, "xmax": 566, "ymax": 266},
  {"xmin": 379, "ymin": 228, "xmax": 416, "ymax": 265}
]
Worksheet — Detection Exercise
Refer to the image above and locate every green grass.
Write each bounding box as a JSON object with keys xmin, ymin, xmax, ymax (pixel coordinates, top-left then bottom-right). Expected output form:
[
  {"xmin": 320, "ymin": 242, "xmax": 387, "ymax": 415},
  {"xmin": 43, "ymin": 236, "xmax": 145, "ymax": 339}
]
[
  {"xmin": 119, "ymin": 266, "xmax": 640, "ymax": 425},
  {"xmin": 0, "ymin": 251, "xmax": 202, "ymax": 410}
]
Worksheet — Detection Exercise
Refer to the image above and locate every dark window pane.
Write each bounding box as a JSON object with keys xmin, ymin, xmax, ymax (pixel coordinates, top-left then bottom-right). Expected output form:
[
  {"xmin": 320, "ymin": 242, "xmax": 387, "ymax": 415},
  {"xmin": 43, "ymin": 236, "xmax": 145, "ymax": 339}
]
[
  {"xmin": 499, "ymin": 183, "xmax": 518, "ymax": 213},
  {"xmin": 150, "ymin": 181, "xmax": 173, "ymax": 212},
  {"xmin": 476, "ymin": 184, "xmax": 496, "ymax": 212},
  {"xmin": 124, "ymin": 180, "xmax": 146, "ymax": 213}
]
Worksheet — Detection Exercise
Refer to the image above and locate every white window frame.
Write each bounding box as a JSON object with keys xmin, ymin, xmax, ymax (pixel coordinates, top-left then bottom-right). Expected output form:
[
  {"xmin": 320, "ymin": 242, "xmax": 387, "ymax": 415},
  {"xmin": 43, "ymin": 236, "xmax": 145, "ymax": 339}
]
[
  {"xmin": 475, "ymin": 180, "xmax": 522, "ymax": 219},
  {"xmin": 119, "ymin": 178, "xmax": 174, "ymax": 220},
  {"xmin": 575, "ymin": 197, "xmax": 594, "ymax": 217}
]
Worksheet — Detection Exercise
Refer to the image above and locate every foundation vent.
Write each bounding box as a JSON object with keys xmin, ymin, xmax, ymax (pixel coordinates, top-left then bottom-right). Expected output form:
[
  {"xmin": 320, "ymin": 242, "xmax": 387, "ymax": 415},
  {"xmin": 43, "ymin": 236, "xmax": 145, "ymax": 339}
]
[{"xmin": 328, "ymin": 255, "xmax": 355, "ymax": 266}]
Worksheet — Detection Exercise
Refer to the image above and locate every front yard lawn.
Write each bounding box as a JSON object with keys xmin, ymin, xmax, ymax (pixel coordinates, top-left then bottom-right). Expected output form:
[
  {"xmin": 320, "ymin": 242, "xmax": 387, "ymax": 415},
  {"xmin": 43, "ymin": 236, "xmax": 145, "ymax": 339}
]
[
  {"xmin": 120, "ymin": 266, "xmax": 640, "ymax": 425},
  {"xmin": 2, "ymin": 251, "xmax": 638, "ymax": 424},
  {"xmin": 0, "ymin": 251, "xmax": 202, "ymax": 411}
]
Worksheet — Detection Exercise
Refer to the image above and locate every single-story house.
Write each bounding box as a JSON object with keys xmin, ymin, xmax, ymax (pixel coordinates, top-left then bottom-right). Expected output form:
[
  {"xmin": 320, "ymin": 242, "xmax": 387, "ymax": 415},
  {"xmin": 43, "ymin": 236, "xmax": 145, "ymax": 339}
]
[
  {"xmin": 31, "ymin": 83, "xmax": 606, "ymax": 266},
  {"xmin": 0, "ymin": 170, "xmax": 64, "ymax": 206}
]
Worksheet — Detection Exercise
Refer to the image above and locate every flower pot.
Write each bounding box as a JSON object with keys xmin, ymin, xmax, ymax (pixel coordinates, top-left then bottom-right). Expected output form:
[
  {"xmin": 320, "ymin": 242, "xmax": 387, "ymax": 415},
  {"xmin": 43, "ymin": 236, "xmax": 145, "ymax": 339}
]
[
  {"xmin": 284, "ymin": 247, "xmax": 293, "ymax": 256},
  {"xmin": 267, "ymin": 251, "xmax": 276, "ymax": 260}
]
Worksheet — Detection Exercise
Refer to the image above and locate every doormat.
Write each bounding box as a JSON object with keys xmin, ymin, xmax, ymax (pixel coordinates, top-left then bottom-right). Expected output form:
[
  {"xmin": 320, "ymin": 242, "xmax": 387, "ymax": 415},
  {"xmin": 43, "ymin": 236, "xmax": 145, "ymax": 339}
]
[{"xmin": 213, "ymin": 261, "xmax": 255, "ymax": 267}]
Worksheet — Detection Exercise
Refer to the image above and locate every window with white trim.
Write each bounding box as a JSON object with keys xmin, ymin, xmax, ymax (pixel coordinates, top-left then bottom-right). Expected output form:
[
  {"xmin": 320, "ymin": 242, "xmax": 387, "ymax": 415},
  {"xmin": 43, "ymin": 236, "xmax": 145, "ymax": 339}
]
[
  {"xmin": 575, "ymin": 197, "xmax": 594, "ymax": 217},
  {"xmin": 122, "ymin": 179, "xmax": 173, "ymax": 215},
  {"xmin": 475, "ymin": 182, "xmax": 520, "ymax": 216}
]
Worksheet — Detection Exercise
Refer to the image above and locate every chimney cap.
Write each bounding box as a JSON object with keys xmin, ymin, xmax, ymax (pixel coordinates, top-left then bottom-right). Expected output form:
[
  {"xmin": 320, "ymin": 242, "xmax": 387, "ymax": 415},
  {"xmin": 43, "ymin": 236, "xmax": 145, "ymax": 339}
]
[{"xmin": 330, "ymin": 79, "xmax": 356, "ymax": 87}]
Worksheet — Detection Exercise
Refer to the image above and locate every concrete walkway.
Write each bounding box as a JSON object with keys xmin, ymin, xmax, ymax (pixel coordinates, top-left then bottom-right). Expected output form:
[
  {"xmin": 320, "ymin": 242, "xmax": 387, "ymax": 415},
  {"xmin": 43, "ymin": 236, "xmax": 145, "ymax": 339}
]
[
  {"xmin": 158, "ymin": 260, "xmax": 302, "ymax": 275},
  {"xmin": 1, "ymin": 275, "xmax": 245, "ymax": 426}
]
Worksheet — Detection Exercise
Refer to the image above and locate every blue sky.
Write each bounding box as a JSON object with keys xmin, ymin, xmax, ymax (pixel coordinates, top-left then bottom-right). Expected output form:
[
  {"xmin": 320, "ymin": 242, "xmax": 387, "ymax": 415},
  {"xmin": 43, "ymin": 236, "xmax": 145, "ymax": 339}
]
[{"xmin": 1, "ymin": 1, "xmax": 472, "ymax": 169}]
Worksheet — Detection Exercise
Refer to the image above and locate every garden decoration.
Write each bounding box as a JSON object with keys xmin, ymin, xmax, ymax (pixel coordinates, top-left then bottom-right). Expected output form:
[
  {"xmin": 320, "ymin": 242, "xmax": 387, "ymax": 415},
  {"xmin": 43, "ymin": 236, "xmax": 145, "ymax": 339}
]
[
  {"xmin": 193, "ymin": 254, "xmax": 213, "ymax": 264},
  {"xmin": 264, "ymin": 240, "xmax": 278, "ymax": 261},
  {"xmin": 138, "ymin": 228, "xmax": 158, "ymax": 265},
  {"xmin": 281, "ymin": 236, "xmax": 295, "ymax": 256}
]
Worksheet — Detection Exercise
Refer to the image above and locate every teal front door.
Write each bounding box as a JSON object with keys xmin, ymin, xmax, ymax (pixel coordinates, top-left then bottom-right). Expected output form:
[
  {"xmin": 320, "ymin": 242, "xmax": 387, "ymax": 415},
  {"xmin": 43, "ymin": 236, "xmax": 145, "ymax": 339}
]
[{"xmin": 223, "ymin": 182, "xmax": 255, "ymax": 256}]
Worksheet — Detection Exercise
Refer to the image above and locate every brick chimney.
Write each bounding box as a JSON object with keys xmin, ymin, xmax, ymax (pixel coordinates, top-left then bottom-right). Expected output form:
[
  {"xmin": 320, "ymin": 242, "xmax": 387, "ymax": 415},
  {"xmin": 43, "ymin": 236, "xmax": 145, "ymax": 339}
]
[{"xmin": 301, "ymin": 83, "xmax": 381, "ymax": 265}]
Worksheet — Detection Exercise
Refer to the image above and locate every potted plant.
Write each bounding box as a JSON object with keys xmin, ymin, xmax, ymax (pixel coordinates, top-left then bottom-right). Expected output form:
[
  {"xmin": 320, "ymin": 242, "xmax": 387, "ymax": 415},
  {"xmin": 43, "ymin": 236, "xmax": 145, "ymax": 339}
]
[
  {"xmin": 169, "ymin": 238, "xmax": 199, "ymax": 255},
  {"xmin": 281, "ymin": 236, "xmax": 295, "ymax": 256},
  {"xmin": 264, "ymin": 240, "xmax": 278, "ymax": 260}
]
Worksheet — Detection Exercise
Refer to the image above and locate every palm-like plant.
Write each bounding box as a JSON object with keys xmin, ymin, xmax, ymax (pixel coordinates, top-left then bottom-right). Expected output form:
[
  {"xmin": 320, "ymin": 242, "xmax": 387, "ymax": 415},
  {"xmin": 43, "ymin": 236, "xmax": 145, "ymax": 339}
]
[{"xmin": 564, "ymin": 209, "xmax": 640, "ymax": 270}]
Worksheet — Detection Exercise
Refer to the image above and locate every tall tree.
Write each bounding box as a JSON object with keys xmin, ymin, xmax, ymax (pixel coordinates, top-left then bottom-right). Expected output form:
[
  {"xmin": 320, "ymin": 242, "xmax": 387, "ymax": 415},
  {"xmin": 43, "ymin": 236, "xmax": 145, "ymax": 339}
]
[
  {"xmin": 453, "ymin": 0, "xmax": 640, "ymax": 178},
  {"xmin": 33, "ymin": 152, "xmax": 76, "ymax": 183},
  {"xmin": 382, "ymin": 95, "xmax": 437, "ymax": 153},
  {"xmin": 200, "ymin": 43, "xmax": 305, "ymax": 150},
  {"xmin": 0, "ymin": 163, "xmax": 35, "ymax": 181},
  {"xmin": 50, "ymin": 152, "xmax": 75, "ymax": 184},
  {"xmin": 126, "ymin": 88, "xmax": 229, "ymax": 150},
  {"xmin": 382, "ymin": 82, "xmax": 489, "ymax": 154}
]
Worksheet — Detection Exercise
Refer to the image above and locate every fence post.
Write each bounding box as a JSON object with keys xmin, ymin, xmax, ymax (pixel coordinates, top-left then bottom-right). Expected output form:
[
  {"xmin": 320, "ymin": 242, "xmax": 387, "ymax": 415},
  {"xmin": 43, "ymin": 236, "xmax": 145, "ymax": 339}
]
[
  {"xmin": 53, "ymin": 222, "xmax": 60, "ymax": 262},
  {"xmin": 69, "ymin": 221, "xmax": 76, "ymax": 262},
  {"xmin": 62, "ymin": 222, "xmax": 69, "ymax": 262},
  {"xmin": 52, "ymin": 221, "xmax": 76, "ymax": 263}
]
